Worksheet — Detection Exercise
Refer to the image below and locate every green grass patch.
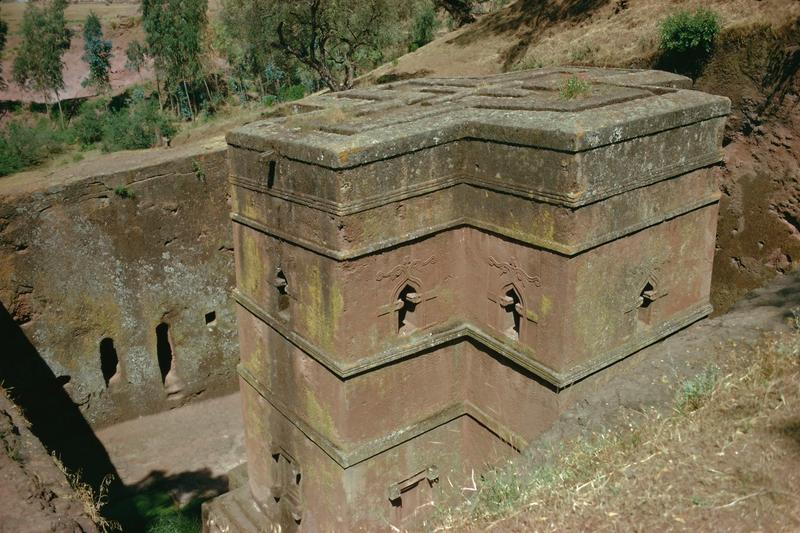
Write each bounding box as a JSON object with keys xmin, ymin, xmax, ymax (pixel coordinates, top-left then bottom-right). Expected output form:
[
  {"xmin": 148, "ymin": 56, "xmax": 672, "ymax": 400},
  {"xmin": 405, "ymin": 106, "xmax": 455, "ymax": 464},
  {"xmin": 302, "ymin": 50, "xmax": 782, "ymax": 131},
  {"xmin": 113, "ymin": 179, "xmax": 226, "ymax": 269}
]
[
  {"xmin": 675, "ymin": 365, "xmax": 719, "ymax": 413},
  {"xmin": 103, "ymin": 486, "xmax": 202, "ymax": 533},
  {"xmin": 559, "ymin": 75, "xmax": 590, "ymax": 100}
]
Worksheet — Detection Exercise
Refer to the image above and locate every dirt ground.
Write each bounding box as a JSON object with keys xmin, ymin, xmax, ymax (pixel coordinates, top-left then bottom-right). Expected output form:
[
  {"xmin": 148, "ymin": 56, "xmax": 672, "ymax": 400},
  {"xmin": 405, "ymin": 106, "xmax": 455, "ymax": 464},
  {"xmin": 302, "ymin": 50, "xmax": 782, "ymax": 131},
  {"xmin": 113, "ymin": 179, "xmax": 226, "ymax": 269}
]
[
  {"xmin": 95, "ymin": 392, "xmax": 244, "ymax": 508},
  {"xmin": 0, "ymin": 387, "xmax": 99, "ymax": 533}
]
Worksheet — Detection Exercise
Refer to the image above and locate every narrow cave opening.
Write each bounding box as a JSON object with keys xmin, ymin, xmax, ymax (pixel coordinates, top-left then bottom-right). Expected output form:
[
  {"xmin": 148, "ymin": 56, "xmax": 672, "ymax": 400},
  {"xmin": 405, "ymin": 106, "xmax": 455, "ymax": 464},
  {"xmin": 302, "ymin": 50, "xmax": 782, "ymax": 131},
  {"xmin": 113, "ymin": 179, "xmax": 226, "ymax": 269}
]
[
  {"xmin": 156, "ymin": 323, "xmax": 173, "ymax": 384},
  {"xmin": 99, "ymin": 337, "xmax": 120, "ymax": 387},
  {"xmin": 205, "ymin": 311, "xmax": 216, "ymax": 326}
]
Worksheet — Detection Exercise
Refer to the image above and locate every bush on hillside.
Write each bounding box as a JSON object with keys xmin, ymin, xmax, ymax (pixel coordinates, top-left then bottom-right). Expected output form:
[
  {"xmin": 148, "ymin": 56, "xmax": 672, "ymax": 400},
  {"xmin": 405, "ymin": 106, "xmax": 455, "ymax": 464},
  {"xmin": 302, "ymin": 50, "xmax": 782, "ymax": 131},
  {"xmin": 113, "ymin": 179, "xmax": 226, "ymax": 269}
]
[
  {"xmin": 277, "ymin": 84, "xmax": 306, "ymax": 102},
  {"xmin": 660, "ymin": 8, "xmax": 721, "ymax": 55},
  {"xmin": 409, "ymin": 6, "xmax": 438, "ymax": 51},
  {"xmin": 0, "ymin": 119, "xmax": 69, "ymax": 176},
  {"xmin": 101, "ymin": 88, "xmax": 175, "ymax": 152},
  {"xmin": 659, "ymin": 8, "xmax": 721, "ymax": 76},
  {"xmin": 72, "ymin": 98, "xmax": 110, "ymax": 147}
]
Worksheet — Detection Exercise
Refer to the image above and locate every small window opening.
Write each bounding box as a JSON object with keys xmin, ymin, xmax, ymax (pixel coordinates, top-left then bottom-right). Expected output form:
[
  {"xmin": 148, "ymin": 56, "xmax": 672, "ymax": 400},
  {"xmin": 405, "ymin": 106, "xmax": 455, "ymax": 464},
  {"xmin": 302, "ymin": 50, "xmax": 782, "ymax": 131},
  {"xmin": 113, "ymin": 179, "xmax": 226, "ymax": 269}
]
[
  {"xmin": 500, "ymin": 288, "xmax": 522, "ymax": 341},
  {"xmin": 156, "ymin": 323, "xmax": 173, "ymax": 384},
  {"xmin": 274, "ymin": 269, "xmax": 288, "ymax": 295},
  {"xmin": 100, "ymin": 337, "xmax": 120, "ymax": 387},
  {"xmin": 204, "ymin": 311, "xmax": 216, "ymax": 326},
  {"xmin": 637, "ymin": 281, "xmax": 658, "ymax": 325},
  {"xmin": 274, "ymin": 269, "xmax": 290, "ymax": 317},
  {"xmin": 156, "ymin": 322, "xmax": 184, "ymax": 397},
  {"xmin": 639, "ymin": 281, "xmax": 656, "ymax": 309},
  {"xmin": 397, "ymin": 284, "xmax": 420, "ymax": 335},
  {"xmin": 267, "ymin": 160, "xmax": 276, "ymax": 188}
]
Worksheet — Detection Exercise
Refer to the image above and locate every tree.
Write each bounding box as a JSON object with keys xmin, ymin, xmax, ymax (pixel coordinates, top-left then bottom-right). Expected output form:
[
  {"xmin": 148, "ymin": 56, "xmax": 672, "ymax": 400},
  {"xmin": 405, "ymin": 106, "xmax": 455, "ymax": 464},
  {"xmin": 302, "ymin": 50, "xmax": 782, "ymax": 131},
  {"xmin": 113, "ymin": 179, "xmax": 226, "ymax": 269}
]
[
  {"xmin": 125, "ymin": 40, "xmax": 148, "ymax": 82},
  {"xmin": 272, "ymin": 0, "xmax": 404, "ymax": 91},
  {"xmin": 409, "ymin": 5, "xmax": 438, "ymax": 51},
  {"xmin": 141, "ymin": 0, "xmax": 209, "ymax": 119},
  {"xmin": 218, "ymin": 0, "xmax": 289, "ymax": 98},
  {"xmin": 0, "ymin": 8, "xmax": 8, "ymax": 90},
  {"xmin": 435, "ymin": 0, "xmax": 474, "ymax": 27},
  {"xmin": 81, "ymin": 12, "xmax": 113, "ymax": 92},
  {"xmin": 12, "ymin": 0, "xmax": 71, "ymax": 125}
]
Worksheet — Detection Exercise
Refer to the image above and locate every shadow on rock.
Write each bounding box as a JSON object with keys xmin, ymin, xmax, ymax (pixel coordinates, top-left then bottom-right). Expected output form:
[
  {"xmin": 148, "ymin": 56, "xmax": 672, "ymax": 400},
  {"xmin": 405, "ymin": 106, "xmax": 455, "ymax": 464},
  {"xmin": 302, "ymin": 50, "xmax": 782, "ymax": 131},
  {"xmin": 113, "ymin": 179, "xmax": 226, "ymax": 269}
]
[{"xmin": 0, "ymin": 302, "xmax": 120, "ymax": 492}]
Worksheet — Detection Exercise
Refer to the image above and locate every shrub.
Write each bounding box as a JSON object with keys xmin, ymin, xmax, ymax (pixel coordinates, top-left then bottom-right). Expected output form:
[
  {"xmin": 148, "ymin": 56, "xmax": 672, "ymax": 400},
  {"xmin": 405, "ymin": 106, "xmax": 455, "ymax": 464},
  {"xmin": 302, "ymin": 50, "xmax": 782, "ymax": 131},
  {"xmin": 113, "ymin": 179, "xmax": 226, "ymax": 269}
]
[
  {"xmin": 72, "ymin": 98, "xmax": 109, "ymax": 147},
  {"xmin": 409, "ymin": 6, "xmax": 437, "ymax": 51},
  {"xmin": 659, "ymin": 8, "xmax": 721, "ymax": 57},
  {"xmin": 101, "ymin": 88, "xmax": 175, "ymax": 152},
  {"xmin": 559, "ymin": 75, "xmax": 590, "ymax": 100},
  {"xmin": 0, "ymin": 119, "xmax": 69, "ymax": 176},
  {"xmin": 113, "ymin": 186, "xmax": 134, "ymax": 198},
  {"xmin": 277, "ymin": 83, "xmax": 306, "ymax": 102},
  {"xmin": 676, "ymin": 366, "xmax": 719, "ymax": 413}
]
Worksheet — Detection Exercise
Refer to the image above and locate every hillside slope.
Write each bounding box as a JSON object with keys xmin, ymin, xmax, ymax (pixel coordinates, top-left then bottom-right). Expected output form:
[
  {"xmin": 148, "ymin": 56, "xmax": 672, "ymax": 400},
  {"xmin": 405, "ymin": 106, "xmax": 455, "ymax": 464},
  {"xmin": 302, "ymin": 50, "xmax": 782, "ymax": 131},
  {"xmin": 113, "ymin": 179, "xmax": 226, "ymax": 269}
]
[
  {"xmin": 366, "ymin": 0, "xmax": 800, "ymax": 314},
  {"xmin": 366, "ymin": 0, "xmax": 798, "ymax": 80}
]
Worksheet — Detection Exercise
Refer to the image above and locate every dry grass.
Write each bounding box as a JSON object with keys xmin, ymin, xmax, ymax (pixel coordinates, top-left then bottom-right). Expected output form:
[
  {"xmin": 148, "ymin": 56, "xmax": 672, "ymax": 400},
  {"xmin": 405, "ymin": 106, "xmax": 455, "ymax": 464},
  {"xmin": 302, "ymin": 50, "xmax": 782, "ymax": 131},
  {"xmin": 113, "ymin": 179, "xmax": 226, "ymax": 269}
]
[
  {"xmin": 51, "ymin": 454, "xmax": 119, "ymax": 533},
  {"xmin": 515, "ymin": 0, "xmax": 800, "ymax": 70},
  {"xmin": 436, "ymin": 322, "xmax": 800, "ymax": 532},
  {"xmin": 367, "ymin": 0, "xmax": 800, "ymax": 80}
]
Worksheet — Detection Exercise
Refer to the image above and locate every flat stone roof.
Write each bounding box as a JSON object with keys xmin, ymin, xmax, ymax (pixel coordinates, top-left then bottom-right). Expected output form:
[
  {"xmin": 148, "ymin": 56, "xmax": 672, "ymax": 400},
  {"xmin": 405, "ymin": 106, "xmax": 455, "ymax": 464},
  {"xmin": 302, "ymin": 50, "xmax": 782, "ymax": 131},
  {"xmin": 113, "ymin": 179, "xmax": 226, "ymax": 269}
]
[{"xmin": 228, "ymin": 67, "xmax": 730, "ymax": 168}]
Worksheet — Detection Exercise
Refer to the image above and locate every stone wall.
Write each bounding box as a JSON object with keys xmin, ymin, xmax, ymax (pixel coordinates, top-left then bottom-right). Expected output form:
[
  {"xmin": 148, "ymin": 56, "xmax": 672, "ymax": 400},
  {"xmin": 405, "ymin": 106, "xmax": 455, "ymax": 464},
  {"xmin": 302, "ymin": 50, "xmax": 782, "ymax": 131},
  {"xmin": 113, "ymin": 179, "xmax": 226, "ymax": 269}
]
[
  {"xmin": 0, "ymin": 143, "xmax": 238, "ymax": 429},
  {"xmin": 204, "ymin": 68, "xmax": 728, "ymax": 531}
]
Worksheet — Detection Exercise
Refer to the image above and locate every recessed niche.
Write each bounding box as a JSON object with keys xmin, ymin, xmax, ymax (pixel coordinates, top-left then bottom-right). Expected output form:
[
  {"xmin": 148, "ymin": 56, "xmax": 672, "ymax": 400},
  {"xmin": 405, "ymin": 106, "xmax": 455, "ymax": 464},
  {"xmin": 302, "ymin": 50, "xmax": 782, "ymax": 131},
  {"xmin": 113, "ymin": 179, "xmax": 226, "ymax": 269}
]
[
  {"xmin": 275, "ymin": 269, "xmax": 288, "ymax": 295},
  {"xmin": 266, "ymin": 160, "xmax": 277, "ymax": 188},
  {"xmin": 275, "ymin": 268, "xmax": 290, "ymax": 317},
  {"xmin": 156, "ymin": 323, "xmax": 173, "ymax": 384},
  {"xmin": 637, "ymin": 281, "xmax": 658, "ymax": 324},
  {"xmin": 205, "ymin": 311, "xmax": 217, "ymax": 327},
  {"xmin": 397, "ymin": 284, "xmax": 420, "ymax": 335},
  {"xmin": 156, "ymin": 322, "xmax": 184, "ymax": 397},
  {"xmin": 639, "ymin": 281, "xmax": 655, "ymax": 309},
  {"xmin": 99, "ymin": 337, "xmax": 120, "ymax": 387},
  {"xmin": 500, "ymin": 287, "xmax": 523, "ymax": 341}
]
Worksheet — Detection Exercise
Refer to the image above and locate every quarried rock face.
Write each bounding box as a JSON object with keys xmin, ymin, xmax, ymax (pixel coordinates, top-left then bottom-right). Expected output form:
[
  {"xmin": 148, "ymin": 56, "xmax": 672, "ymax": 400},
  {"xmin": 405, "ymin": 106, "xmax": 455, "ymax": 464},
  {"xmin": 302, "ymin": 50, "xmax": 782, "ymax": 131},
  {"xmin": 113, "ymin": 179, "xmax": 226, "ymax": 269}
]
[
  {"xmin": 204, "ymin": 67, "xmax": 729, "ymax": 531},
  {"xmin": 0, "ymin": 146, "xmax": 239, "ymax": 430}
]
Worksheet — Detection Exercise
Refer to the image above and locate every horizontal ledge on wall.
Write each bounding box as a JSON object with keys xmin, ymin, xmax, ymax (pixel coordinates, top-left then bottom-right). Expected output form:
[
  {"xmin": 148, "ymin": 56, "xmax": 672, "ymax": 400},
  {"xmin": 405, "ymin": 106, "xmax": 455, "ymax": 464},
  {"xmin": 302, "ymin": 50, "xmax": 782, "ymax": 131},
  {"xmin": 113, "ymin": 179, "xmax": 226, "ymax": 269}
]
[
  {"xmin": 234, "ymin": 288, "xmax": 712, "ymax": 389},
  {"xmin": 230, "ymin": 193, "xmax": 720, "ymax": 261}
]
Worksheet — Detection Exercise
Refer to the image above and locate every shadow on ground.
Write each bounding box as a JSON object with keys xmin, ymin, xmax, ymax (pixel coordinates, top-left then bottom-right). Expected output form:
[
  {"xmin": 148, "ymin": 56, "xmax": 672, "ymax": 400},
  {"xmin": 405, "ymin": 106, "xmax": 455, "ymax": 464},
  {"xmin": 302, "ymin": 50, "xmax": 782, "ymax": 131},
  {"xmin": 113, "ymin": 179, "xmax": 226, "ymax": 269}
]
[
  {"xmin": 447, "ymin": 0, "xmax": 612, "ymax": 67},
  {"xmin": 104, "ymin": 468, "xmax": 228, "ymax": 532},
  {"xmin": 0, "ymin": 303, "xmax": 227, "ymax": 531}
]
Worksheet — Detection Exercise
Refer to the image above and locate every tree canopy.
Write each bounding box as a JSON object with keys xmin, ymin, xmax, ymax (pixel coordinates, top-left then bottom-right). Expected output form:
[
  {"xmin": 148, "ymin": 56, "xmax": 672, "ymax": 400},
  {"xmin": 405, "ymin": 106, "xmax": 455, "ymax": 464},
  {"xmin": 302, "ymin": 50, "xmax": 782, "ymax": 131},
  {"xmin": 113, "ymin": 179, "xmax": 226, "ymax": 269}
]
[
  {"xmin": 142, "ymin": 0, "xmax": 209, "ymax": 117},
  {"xmin": 81, "ymin": 12, "xmax": 113, "ymax": 92},
  {"xmin": 125, "ymin": 40, "xmax": 147, "ymax": 78},
  {"xmin": 221, "ymin": 0, "xmax": 425, "ymax": 92},
  {"xmin": 12, "ymin": 0, "xmax": 71, "ymax": 107}
]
